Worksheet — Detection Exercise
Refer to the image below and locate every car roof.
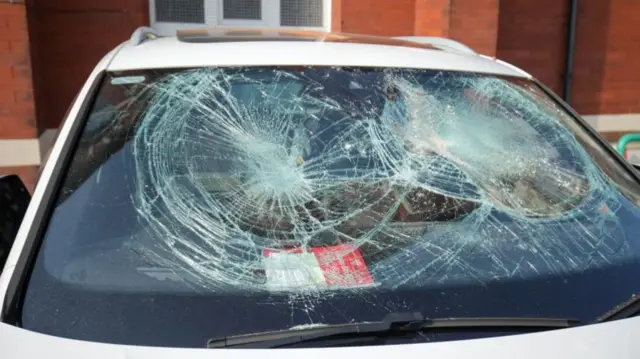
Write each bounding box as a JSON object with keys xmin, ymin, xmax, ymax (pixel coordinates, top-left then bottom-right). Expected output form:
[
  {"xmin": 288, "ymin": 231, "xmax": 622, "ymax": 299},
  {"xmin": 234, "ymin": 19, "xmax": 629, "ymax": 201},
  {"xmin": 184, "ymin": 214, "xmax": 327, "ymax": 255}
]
[{"xmin": 106, "ymin": 28, "xmax": 531, "ymax": 78}]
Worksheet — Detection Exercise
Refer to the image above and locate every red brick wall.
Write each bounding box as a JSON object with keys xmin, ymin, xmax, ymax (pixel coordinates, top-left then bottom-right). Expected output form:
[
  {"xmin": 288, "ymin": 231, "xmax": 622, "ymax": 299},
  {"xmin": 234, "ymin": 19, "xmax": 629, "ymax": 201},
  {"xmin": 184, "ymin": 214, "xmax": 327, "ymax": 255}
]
[
  {"xmin": 570, "ymin": 0, "xmax": 611, "ymax": 114},
  {"xmin": 334, "ymin": 0, "xmax": 500, "ymax": 56},
  {"xmin": 414, "ymin": 0, "xmax": 450, "ymax": 37},
  {"xmin": 0, "ymin": 0, "xmax": 36, "ymax": 139},
  {"xmin": 449, "ymin": 0, "xmax": 499, "ymax": 56},
  {"xmin": 495, "ymin": 0, "xmax": 640, "ymax": 116},
  {"xmin": 496, "ymin": 0, "xmax": 570, "ymax": 95},
  {"xmin": 335, "ymin": 0, "xmax": 497, "ymax": 48},
  {"xmin": 331, "ymin": 0, "xmax": 342, "ymax": 31},
  {"xmin": 26, "ymin": 0, "xmax": 149, "ymax": 130},
  {"xmin": 571, "ymin": 0, "xmax": 640, "ymax": 115},
  {"xmin": 335, "ymin": 0, "xmax": 454, "ymax": 37},
  {"xmin": 339, "ymin": 0, "xmax": 416, "ymax": 36}
]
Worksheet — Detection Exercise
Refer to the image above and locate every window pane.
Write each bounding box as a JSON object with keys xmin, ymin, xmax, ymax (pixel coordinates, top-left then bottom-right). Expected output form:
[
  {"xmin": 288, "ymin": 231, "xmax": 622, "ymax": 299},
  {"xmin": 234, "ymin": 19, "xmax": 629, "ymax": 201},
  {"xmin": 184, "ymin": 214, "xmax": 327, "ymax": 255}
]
[
  {"xmin": 281, "ymin": 0, "xmax": 323, "ymax": 27},
  {"xmin": 155, "ymin": 0, "xmax": 205, "ymax": 23},
  {"xmin": 223, "ymin": 0, "xmax": 262, "ymax": 20}
]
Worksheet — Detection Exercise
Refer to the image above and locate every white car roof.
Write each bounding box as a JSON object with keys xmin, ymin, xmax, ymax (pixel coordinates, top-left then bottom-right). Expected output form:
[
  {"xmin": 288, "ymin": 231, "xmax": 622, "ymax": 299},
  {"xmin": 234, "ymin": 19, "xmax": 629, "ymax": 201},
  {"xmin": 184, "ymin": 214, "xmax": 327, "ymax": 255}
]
[{"xmin": 105, "ymin": 28, "xmax": 531, "ymax": 78}]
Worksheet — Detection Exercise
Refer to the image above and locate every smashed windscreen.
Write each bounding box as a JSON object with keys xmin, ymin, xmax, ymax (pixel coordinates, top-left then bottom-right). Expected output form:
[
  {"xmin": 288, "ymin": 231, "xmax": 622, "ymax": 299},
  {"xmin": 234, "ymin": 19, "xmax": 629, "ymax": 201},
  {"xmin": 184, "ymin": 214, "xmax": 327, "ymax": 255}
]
[{"xmin": 22, "ymin": 66, "xmax": 640, "ymax": 347}]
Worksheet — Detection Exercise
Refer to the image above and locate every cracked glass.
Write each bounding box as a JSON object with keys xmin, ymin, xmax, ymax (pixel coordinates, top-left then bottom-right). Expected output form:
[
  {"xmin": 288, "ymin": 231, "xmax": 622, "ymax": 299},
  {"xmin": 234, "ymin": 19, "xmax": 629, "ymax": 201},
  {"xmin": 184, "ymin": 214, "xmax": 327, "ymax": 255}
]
[{"xmin": 21, "ymin": 66, "xmax": 640, "ymax": 348}]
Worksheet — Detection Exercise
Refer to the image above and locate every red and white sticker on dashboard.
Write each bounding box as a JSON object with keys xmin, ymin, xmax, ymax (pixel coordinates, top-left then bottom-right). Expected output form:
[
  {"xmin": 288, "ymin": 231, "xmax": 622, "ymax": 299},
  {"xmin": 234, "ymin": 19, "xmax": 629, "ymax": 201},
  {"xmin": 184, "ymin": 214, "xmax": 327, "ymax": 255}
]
[{"xmin": 262, "ymin": 244, "xmax": 374, "ymax": 291}]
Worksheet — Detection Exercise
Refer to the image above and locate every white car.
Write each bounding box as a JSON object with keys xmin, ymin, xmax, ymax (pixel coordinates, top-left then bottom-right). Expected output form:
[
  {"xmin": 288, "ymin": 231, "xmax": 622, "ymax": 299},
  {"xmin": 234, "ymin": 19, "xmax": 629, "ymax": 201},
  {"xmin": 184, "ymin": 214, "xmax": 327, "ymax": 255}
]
[{"xmin": 2, "ymin": 27, "xmax": 640, "ymax": 358}]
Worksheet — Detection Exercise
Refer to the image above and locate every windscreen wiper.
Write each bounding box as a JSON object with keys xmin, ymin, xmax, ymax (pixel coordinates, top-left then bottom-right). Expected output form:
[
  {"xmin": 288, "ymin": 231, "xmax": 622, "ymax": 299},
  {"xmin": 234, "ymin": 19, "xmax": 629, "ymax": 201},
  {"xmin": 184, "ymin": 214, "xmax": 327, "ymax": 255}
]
[
  {"xmin": 595, "ymin": 294, "xmax": 640, "ymax": 322},
  {"xmin": 207, "ymin": 312, "xmax": 578, "ymax": 348}
]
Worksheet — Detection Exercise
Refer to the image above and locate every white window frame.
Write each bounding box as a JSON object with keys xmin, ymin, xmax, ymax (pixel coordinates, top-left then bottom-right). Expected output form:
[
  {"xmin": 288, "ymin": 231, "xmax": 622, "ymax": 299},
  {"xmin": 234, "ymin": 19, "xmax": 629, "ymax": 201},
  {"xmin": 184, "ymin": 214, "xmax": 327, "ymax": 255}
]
[
  {"xmin": 217, "ymin": 0, "xmax": 272, "ymax": 27},
  {"xmin": 150, "ymin": 0, "xmax": 331, "ymax": 36},
  {"xmin": 149, "ymin": 0, "xmax": 211, "ymax": 36}
]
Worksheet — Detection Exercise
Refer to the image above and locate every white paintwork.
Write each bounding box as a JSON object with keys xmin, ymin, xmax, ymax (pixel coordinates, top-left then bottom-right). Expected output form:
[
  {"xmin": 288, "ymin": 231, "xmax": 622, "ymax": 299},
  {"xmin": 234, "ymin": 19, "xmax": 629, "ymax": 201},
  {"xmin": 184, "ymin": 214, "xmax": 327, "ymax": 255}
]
[
  {"xmin": 1, "ymin": 313, "xmax": 639, "ymax": 358},
  {"xmin": 150, "ymin": 0, "xmax": 331, "ymax": 36},
  {"xmin": 108, "ymin": 37, "xmax": 529, "ymax": 77},
  {"xmin": 478, "ymin": 54, "xmax": 533, "ymax": 78},
  {"xmin": 2, "ymin": 32, "xmax": 640, "ymax": 358},
  {"xmin": 393, "ymin": 36, "xmax": 478, "ymax": 55},
  {"xmin": 129, "ymin": 26, "xmax": 159, "ymax": 46}
]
